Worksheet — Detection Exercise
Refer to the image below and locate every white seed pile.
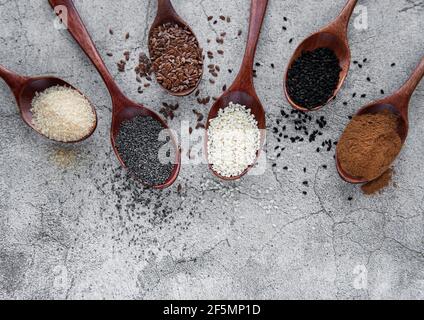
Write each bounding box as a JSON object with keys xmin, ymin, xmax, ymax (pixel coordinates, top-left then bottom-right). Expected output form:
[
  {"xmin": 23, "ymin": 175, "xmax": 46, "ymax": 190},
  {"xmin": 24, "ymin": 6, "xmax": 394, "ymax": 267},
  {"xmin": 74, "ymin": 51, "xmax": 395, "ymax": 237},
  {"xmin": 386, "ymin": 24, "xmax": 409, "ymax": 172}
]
[
  {"xmin": 207, "ymin": 102, "xmax": 260, "ymax": 177},
  {"xmin": 31, "ymin": 86, "xmax": 95, "ymax": 142}
]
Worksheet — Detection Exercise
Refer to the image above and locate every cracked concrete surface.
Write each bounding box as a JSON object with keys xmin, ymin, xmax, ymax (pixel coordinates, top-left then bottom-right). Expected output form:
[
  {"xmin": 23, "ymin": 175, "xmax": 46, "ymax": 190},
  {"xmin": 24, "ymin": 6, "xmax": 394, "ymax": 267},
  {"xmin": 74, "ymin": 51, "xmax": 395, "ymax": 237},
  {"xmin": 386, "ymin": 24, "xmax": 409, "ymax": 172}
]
[{"xmin": 0, "ymin": 0, "xmax": 423, "ymax": 300}]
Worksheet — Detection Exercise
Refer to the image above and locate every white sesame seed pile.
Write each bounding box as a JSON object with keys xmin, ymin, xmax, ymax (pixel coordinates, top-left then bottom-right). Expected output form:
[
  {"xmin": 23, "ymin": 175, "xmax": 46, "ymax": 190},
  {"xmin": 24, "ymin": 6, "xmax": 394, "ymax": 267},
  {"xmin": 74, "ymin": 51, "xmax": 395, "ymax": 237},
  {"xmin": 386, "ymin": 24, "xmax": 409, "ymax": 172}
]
[
  {"xmin": 207, "ymin": 102, "xmax": 260, "ymax": 177},
  {"xmin": 31, "ymin": 86, "xmax": 95, "ymax": 142}
]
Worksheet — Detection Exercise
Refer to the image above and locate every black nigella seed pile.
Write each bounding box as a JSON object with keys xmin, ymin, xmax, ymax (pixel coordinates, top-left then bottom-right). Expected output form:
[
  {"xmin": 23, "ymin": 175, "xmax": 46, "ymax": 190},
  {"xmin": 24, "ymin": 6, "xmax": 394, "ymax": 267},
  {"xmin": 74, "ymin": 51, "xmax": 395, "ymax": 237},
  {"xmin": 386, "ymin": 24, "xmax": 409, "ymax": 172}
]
[
  {"xmin": 287, "ymin": 47, "xmax": 341, "ymax": 109},
  {"xmin": 116, "ymin": 116, "xmax": 175, "ymax": 186}
]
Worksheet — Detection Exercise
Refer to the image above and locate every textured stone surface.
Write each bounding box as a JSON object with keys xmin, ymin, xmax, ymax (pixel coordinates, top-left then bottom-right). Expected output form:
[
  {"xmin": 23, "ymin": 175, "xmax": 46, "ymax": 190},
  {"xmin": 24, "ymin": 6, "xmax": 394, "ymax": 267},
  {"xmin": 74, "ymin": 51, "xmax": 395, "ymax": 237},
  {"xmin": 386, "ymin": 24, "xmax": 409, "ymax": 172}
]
[{"xmin": 0, "ymin": 0, "xmax": 423, "ymax": 300}]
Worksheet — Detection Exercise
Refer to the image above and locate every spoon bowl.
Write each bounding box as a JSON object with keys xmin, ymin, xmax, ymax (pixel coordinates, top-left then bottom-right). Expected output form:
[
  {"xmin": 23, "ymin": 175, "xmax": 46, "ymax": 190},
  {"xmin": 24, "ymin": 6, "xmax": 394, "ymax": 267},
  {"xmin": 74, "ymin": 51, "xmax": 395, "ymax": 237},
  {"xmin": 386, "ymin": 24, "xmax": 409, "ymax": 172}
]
[
  {"xmin": 206, "ymin": 0, "xmax": 268, "ymax": 181},
  {"xmin": 148, "ymin": 0, "xmax": 203, "ymax": 96},
  {"xmin": 336, "ymin": 57, "xmax": 424, "ymax": 184},
  {"xmin": 50, "ymin": 0, "xmax": 181, "ymax": 189},
  {"xmin": 109, "ymin": 98, "xmax": 180, "ymax": 189},
  {"xmin": 0, "ymin": 65, "xmax": 97, "ymax": 143},
  {"xmin": 284, "ymin": 0, "xmax": 358, "ymax": 112},
  {"xmin": 206, "ymin": 90, "xmax": 266, "ymax": 181}
]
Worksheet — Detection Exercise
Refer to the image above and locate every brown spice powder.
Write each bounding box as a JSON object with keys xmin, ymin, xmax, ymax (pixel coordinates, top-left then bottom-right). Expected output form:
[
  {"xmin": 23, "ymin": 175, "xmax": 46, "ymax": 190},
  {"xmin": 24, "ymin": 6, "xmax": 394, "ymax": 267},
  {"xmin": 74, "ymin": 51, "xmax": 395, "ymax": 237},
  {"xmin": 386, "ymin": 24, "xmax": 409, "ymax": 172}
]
[
  {"xmin": 361, "ymin": 169, "xmax": 393, "ymax": 195},
  {"xmin": 337, "ymin": 111, "xmax": 402, "ymax": 181}
]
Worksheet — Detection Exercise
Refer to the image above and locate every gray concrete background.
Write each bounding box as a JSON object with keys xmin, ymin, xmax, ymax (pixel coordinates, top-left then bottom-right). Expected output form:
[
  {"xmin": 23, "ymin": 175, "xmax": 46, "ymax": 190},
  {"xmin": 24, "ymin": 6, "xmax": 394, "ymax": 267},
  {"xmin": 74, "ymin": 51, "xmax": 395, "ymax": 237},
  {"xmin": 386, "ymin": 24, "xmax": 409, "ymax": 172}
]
[{"xmin": 0, "ymin": 0, "xmax": 423, "ymax": 300}]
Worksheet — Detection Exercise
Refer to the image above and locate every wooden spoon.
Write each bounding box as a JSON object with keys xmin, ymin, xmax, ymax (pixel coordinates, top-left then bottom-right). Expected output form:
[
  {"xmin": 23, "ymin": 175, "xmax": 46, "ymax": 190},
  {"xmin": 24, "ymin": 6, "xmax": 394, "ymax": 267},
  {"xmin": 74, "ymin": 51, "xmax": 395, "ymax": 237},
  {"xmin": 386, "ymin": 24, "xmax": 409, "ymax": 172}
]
[
  {"xmin": 205, "ymin": 0, "xmax": 268, "ymax": 181},
  {"xmin": 284, "ymin": 0, "xmax": 358, "ymax": 112},
  {"xmin": 148, "ymin": 0, "xmax": 203, "ymax": 96},
  {"xmin": 0, "ymin": 64, "xmax": 97, "ymax": 143},
  {"xmin": 336, "ymin": 57, "xmax": 424, "ymax": 184},
  {"xmin": 49, "ymin": 0, "xmax": 180, "ymax": 189}
]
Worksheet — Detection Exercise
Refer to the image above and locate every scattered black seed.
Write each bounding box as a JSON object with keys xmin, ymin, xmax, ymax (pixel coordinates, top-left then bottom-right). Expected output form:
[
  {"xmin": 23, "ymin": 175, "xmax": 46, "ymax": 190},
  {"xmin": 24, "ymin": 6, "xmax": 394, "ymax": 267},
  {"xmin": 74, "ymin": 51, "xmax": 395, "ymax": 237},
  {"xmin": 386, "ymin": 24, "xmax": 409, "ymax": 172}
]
[
  {"xmin": 271, "ymin": 63, "xmax": 275, "ymax": 69},
  {"xmin": 352, "ymin": 93, "xmax": 357, "ymax": 98},
  {"xmin": 391, "ymin": 63, "xmax": 396, "ymax": 67},
  {"xmin": 116, "ymin": 116, "xmax": 174, "ymax": 186},
  {"xmin": 343, "ymin": 101, "xmax": 348, "ymax": 106},
  {"xmin": 348, "ymin": 197, "xmax": 353, "ymax": 201},
  {"xmin": 322, "ymin": 165, "xmax": 327, "ymax": 169},
  {"xmin": 289, "ymin": 38, "xmax": 293, "ymax": 43},
  {"xmin": 363, "ymin": 58, "xmax": 367, "ymax": 63},
  {"xmin": 366, "ymin": 77, "xmax": 371, "ymax": 82},
  {"xmin": 380, "ymin": 89, "xmax": 385, "ymax": 94},
  {"xmin": 283, "ymin": 166, "xmax": 288, "ymax": 170},
  {"xmin": 358, "ymin": 64, "xmax": 362, "ymax": 68},
  {"xmin": 353, "ymin": 60, "xmax": 358, "ymax": 64},
  {"xmin": 361, "ymin": 94, "xmax": 366, "ymax": 98},
  {"xmin": 286, "ymin": 47, "xmax": 341, "ymax": 110},
  {"xmin": 282, "ymin": 26, "xmax": 287, "ymax": 31},
  {"xmin": 283, "ymin": 17, "xmax": 288, "ymax": 21}
]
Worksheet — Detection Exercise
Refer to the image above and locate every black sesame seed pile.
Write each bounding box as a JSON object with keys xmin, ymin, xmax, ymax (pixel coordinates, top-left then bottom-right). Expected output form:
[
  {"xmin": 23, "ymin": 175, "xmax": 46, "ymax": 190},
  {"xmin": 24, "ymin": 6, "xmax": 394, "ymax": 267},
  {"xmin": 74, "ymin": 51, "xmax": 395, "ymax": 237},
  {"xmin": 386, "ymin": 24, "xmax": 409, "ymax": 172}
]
[
  {"xmin": 115, "ymin": 116, "xmax": 175, "ymax": 186},
  {"xmin": 287, "ymin": 47, "xmax": 341, "ymax": 109}
]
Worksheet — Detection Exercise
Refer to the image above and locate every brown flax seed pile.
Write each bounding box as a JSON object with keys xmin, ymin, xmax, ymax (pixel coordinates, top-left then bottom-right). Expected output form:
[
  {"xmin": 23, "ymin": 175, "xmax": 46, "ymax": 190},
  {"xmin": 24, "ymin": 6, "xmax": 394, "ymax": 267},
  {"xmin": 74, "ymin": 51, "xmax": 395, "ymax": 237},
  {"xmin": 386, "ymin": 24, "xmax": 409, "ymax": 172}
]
[{"xmin": 149, "ymin": 23, "xmax": 203, "ymax": 93}]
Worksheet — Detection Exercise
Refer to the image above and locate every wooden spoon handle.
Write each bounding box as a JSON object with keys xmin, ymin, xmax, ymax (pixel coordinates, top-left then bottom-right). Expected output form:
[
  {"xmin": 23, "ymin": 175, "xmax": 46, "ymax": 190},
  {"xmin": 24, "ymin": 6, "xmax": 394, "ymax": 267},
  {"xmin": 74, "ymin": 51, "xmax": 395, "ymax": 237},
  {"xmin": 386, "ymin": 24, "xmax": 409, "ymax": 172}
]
[
  {"xmin": 157, "ymin": 0, "xmax": 176, "ymax": 16},
  {"xmin": 0, "ymin": 65, "xmax": 27, "ymax": 98},
  {"xmin": 326, "ymin": 0, "xmax": 358, "ymax": 38},
  {"xmin": 233, "ymin": 0, "xmax": 269, "ymax": 91},
  {"xmin": 48, "ymin": 0, "xmax": 125, "ymax": 103},
  {"xmin": 397, "ymin": 57, "xmax": 424, "ymax": 102}
]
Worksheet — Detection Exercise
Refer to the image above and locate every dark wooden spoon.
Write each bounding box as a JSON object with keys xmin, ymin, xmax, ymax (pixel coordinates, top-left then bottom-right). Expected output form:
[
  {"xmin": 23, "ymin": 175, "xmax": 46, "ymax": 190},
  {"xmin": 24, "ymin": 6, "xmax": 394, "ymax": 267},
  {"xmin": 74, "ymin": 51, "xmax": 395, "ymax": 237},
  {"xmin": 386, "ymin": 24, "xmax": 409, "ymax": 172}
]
[
  {"xmin": 49, "ymin": 0, "xmax": 180, "ymax": 189},
  {"xmin": 0, "ymin": 64, "xmax": 97, "ymax": 143},
  {"xmin": 205, "ymin": 0, "xmax": 268, "ymax": 181},
  {"xmin": 284, "ymin": 0, "xmax": 358, "ymax": 112},
  {"xmin": 336, "ymin": 57, "xmax": 424, "ymax": 184},
  {"xmin": 148, "ymin": 0, "xmax": 203, "ymax": 96}
]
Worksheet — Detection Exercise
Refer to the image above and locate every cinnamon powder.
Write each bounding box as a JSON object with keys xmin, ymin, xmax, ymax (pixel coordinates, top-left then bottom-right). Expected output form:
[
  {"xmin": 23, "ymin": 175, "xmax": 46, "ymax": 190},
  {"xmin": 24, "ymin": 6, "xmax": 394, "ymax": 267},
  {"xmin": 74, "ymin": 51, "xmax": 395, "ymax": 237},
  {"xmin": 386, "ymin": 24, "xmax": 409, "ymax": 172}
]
[
  {"xmin": 361, "ymin": 169, "xmax": 393, "ymax": 195},
  {"xmin": 337, "ymin": 110, "xmax": 401, "ymax": 186}
]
